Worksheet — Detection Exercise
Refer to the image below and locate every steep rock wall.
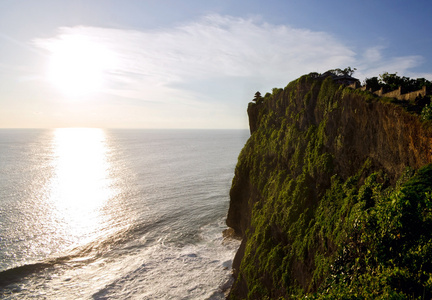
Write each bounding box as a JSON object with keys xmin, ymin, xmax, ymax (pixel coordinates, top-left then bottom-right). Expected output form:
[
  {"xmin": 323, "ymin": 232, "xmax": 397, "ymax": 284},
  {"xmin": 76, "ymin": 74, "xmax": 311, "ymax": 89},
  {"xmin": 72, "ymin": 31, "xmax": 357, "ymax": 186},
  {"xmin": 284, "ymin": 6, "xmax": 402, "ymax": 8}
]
[{"xmin": 226, "ymin": 74, "xmax": 432, "ymax": 299}]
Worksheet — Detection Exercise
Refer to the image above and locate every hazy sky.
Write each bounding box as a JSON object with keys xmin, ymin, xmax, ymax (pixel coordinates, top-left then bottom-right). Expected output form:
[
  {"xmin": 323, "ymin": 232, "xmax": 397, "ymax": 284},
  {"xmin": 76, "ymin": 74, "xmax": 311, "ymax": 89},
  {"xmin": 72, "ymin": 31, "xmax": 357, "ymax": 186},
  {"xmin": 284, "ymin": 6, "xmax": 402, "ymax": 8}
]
[{"xmin": 1, "ymin": 0, "xmax": 432, "ymax": 129}]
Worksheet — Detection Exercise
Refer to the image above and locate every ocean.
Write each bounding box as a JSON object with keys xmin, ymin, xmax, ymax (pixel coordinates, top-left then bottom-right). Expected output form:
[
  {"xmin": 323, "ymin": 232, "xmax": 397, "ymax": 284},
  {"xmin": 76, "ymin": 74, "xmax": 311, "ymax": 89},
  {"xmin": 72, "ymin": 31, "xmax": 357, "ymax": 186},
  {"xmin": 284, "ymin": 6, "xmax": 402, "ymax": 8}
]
[{"xmin": 0, "ymin": 128, "xmax": 249, "ymax": 299}]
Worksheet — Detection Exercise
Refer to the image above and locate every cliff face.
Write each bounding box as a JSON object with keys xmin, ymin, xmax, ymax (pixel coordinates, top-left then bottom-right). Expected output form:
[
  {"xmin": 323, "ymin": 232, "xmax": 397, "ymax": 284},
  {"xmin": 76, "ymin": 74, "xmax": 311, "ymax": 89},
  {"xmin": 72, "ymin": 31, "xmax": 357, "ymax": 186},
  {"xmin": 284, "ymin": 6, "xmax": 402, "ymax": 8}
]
[{"xmin": 226, "ymin": 74, "xmax": 432, "ymax": 299}]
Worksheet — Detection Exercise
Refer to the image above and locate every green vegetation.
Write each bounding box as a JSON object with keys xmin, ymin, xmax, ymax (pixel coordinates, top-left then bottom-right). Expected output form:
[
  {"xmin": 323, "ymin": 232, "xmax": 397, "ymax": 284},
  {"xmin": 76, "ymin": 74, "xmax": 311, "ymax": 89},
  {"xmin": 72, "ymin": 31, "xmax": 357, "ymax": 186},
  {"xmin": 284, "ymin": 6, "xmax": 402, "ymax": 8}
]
[
  {"xmin": 229, "ymin": 74, "xmax": 432, "ymax": 299},
  {"xmin": 255, "ymin": 69, "xmax": 432, "ymax": 118},
  {"xmin": 253, "ymin": 91, "xmax": 263, "ymax": 104},
  {"xmin": 310, "ymin": 165, "xmax": 432, "ymax": 299},
  {"xmin": 421, "ymin": 104, "xmax": 432, "ymax": 121},
  {"xmin": 365, "ymin": 72, "xmax": 432, "ymax": 93},
  {"xmin": 327, "ymin": 67, "xmax": 357, "ymax": 77}
]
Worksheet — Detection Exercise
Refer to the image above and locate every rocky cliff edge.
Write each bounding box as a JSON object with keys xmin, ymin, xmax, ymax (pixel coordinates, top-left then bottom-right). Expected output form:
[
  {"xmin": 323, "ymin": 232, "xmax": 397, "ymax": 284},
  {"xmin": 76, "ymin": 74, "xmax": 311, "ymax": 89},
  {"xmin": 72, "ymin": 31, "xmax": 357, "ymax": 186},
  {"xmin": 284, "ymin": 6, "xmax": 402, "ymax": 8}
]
[{"xmin": 226, "ymin": 73, "xmax": 432, "ymax": 299}]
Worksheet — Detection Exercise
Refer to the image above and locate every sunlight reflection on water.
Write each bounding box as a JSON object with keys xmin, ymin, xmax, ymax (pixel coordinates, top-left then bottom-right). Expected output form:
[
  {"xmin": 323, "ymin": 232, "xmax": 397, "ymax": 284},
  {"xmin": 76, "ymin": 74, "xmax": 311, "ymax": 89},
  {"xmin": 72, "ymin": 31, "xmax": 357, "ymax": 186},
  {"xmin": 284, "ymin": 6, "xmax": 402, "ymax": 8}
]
[
  {"xmin": 48, "ymin": 128, "xmax": 115, "ymax": 243},
  {"xmin": 0, "ymin": 128, "xmax": 247, "ymax": 298}
]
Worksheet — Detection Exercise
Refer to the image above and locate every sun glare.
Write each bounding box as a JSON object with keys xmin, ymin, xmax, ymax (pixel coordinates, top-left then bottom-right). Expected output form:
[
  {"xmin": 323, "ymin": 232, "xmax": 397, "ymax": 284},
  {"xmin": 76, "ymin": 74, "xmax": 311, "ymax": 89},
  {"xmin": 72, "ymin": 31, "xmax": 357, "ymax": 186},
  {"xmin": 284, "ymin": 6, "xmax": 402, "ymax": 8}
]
[
  {"xmin": 49, "ymin": 128, "xmax": 114, "ymax": 239},
  {"xmin": 47, "ymin": 35, "xmax": 117, "ymax": 98}
]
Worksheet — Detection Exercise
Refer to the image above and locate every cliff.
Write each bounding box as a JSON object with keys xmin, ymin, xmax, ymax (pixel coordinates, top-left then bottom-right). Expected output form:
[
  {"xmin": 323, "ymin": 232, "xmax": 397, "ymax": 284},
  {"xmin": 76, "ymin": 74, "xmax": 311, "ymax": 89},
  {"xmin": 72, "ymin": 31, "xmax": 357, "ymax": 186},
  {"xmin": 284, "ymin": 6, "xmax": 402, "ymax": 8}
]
[{"xmin": 226, "ymin": 74, "xmax": 432, "ymax": 299}]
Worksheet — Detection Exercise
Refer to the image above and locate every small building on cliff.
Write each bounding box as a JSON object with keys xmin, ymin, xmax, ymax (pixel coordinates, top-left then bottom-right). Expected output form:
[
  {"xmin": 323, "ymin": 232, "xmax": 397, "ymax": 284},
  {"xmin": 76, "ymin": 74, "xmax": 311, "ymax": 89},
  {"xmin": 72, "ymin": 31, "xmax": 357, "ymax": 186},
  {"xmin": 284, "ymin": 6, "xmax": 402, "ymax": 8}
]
[{"xmin": 320, "ymin": 71, "xmax": 360, "ymax": 86}]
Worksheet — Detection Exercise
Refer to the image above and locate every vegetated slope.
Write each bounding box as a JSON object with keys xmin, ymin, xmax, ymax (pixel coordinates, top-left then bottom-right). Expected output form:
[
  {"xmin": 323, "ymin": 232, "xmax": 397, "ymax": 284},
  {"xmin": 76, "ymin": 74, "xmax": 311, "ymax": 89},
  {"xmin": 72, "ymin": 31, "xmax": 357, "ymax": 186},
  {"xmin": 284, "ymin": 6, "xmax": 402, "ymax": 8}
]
[{"xmin": 226, "ymin": 74, "xmax": 432, "ymax": 299}]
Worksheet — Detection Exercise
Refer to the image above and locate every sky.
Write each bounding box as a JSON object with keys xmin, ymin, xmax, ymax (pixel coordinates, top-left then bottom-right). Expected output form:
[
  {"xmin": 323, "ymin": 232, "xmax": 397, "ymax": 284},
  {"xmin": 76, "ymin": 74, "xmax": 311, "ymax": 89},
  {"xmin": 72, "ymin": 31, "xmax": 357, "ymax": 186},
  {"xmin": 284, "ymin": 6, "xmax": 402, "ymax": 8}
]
[{"xmin": 1, "ymin": 0, "xmax": 432, "ymax": 129}]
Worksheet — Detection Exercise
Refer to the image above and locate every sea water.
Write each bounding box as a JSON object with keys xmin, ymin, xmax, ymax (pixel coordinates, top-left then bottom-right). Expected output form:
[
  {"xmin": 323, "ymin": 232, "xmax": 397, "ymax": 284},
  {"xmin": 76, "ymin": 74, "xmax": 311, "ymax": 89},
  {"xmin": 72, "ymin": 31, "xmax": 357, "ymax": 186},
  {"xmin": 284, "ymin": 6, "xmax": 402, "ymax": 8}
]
[{"xmin": 0, "ymin": 128, "xmax": 249, "ymax": 299}]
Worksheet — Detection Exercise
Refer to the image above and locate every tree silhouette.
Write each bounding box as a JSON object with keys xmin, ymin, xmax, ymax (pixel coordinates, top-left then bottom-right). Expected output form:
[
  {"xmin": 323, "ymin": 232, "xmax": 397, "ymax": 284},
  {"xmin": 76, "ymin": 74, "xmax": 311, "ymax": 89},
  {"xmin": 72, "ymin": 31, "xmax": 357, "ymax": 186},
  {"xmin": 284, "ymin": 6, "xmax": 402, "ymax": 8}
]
[{"xmin": 253, "ymin": 91, "xmax": 263, "ymax": 103}]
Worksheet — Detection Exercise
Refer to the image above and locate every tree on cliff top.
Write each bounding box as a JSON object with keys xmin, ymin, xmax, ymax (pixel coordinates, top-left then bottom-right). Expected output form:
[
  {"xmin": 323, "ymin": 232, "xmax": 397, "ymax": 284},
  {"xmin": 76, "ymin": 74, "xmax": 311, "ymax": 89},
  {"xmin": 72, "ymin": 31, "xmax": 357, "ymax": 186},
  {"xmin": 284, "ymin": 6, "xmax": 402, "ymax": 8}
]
[
  {"xmin": 365, "ymin": 72, "xmax": 432, "ymax": 93},
  {"xmin": 253, "ymin": 91, "xmax": 263, "ymax": 104},
  {"xmin": 328, "ymin": 67, "xmax": 356, "ymax": 77}
]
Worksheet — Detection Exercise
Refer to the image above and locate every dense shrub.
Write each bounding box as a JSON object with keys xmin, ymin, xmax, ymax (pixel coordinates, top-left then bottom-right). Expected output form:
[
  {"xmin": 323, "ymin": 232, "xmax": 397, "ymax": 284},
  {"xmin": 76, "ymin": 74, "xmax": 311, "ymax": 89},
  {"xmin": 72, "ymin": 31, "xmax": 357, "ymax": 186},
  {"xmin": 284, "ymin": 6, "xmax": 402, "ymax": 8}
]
[{"xmin": 421, "ymin": 104, "xmax": 432, "ymax": 121}]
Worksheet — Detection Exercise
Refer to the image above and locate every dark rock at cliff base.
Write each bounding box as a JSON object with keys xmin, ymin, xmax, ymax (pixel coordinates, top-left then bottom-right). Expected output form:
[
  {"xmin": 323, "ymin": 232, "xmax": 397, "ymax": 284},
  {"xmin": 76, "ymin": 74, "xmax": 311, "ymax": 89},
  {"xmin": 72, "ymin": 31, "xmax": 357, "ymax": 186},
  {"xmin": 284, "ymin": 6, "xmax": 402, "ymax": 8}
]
[{"xmin": 226, "ymin": 74, "xmax": 432, "ymax": 299}]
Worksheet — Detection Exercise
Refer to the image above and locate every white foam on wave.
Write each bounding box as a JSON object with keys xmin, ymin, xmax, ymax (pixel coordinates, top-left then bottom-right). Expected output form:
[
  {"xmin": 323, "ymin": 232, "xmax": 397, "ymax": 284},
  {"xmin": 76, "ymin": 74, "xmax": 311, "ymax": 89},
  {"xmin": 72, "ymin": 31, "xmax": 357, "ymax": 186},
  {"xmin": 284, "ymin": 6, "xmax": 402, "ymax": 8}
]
[{"xmin": 93, "ymin": 218, "xmax": 240, "ymax": 300}]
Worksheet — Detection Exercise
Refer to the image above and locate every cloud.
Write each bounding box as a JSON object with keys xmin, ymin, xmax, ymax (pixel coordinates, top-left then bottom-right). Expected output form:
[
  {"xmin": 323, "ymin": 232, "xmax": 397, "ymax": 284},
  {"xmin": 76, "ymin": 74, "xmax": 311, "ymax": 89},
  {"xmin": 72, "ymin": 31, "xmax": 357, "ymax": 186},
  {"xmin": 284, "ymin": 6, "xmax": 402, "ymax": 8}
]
[
  {"xmin": 363, "ymin": 46, "xmax": 384, "ymax": 63},
  {"xmin": 356, "ymin": 47, "xmax": 430, "ymax": 81},
  {"xmin": 31, "ymin": 14, "xmax": 429, "ymax": 128},
  {"xmin": 34, "ymin": 15, "xmax": 355, "ymax": 98}
]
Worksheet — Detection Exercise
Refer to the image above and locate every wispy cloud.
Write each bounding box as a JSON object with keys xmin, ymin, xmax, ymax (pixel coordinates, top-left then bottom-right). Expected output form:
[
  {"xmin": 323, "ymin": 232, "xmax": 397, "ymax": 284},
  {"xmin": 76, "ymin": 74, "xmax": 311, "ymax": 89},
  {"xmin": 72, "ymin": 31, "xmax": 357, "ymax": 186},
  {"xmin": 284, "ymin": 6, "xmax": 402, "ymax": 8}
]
[
  {"xmin": 34, "ymin": 15, "xmax": 355, "ymax": 97},
  {"xmin": 356, "ymin": 46, "xmax": 427, "ymax": 80},
  {"xmin": 32, "ymin": 14, "xmax": 429, "ymax": 128}
]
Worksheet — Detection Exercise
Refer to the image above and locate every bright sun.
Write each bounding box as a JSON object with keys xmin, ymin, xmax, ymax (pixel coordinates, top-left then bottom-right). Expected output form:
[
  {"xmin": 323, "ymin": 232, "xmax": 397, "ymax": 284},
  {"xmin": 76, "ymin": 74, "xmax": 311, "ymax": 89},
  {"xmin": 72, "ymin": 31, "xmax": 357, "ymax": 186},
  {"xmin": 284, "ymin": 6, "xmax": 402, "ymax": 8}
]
[{"xmin": 47, "ymin": 35, "xmax": 116, "ymax": 98}]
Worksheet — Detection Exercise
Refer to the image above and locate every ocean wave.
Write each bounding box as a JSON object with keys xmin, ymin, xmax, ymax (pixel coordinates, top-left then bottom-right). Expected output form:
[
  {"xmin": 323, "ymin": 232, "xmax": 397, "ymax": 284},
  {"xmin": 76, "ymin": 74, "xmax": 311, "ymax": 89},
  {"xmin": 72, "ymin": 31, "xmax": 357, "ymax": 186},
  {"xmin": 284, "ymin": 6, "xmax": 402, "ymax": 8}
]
[
  {"xmin": 0, "ymin": 223, "xmax": 136, "ymax": 288},
  {"xmin": 0, "ymin": 261, "xmax": 55, "ymax": 287}
]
